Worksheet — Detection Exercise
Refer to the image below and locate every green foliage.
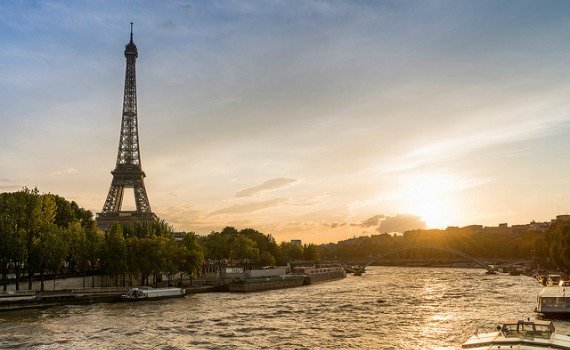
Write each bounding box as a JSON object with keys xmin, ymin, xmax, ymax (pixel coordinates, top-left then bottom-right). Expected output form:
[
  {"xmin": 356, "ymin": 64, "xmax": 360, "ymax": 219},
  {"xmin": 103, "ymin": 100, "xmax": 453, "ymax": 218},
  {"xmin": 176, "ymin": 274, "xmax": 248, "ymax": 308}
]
[
  {"xmin": 279, "ymin": 242, "xmax": 304, "ymax": 264},
  {"xmin": 546, "ymin": 221, "xmax": 570, "ymax": 270},
  {"xmin": 199, "ymin": 227, "xmax": 322, "ymax": 266},
  {"xmin": 0, "ymin": 189, "xmax": 98, "ymax": 290},
  {"xmin": 179, "ymin": 232, "xmax": 204, "ymax": 279},
  {"xmin": 318, "ymin": 225, "xmax": 560, "ymax": 271},
  {"xmin": 120, "ymin": 219, "xmax": 174, "ymax": 238}
]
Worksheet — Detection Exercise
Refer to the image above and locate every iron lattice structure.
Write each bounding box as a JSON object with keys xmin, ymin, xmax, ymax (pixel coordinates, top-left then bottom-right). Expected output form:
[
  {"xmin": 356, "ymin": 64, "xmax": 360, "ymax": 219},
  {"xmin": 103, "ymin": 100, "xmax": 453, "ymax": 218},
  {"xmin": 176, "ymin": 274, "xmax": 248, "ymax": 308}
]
[{"xmin": 96, "ymin": 24, "xmax": 157, "ymax": 230}]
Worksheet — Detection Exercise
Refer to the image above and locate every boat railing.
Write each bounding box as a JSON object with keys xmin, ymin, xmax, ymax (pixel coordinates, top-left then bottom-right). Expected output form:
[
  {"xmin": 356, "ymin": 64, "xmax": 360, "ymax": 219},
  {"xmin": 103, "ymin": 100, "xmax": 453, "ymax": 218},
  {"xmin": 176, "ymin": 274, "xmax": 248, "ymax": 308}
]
[{"xmin": 500, "ymin": 320, "xmax": 555, "ymax": 339}]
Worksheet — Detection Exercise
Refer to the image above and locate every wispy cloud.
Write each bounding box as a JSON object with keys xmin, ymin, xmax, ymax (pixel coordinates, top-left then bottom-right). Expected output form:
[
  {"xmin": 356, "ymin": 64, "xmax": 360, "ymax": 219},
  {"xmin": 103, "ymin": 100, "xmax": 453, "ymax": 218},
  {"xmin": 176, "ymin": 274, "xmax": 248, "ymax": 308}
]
[
  {"xmin": 339, "ymin": 213, "xmax": 425, "ymax": 233},
  {"xmin": 212, "ymin": 198, "xmax": 288, "ymax": 215},
  {"xmin": 50, "ymin": 167, "xmax": 78, "ymax": 176},
  {"xmin": 236, "ymin": 178, "xmax": 297, "ymax": 197},
  {"xmin": 0, "ymin": 178, "xmax": 20, "ymax": 191},
  {"xmin": 381, "ymin": 115, "xmax": 570, "ymax": 174}
]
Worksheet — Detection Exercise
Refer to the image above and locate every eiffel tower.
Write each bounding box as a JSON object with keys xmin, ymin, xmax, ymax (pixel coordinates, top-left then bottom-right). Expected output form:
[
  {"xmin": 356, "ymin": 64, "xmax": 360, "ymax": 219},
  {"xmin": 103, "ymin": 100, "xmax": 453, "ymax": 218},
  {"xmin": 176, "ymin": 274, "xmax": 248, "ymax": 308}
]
[{"xmin": 96, "ymin": 23, "xmax": 157, "ymax": 230}]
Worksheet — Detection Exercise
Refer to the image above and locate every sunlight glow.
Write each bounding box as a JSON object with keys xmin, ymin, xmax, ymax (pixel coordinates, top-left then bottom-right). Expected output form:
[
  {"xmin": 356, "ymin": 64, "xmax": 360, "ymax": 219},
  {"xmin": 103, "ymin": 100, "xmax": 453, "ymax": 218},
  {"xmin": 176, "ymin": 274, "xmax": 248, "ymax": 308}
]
[{"xmin": 394, "ymin": 172, "xmax": 467, "ymax": 229}]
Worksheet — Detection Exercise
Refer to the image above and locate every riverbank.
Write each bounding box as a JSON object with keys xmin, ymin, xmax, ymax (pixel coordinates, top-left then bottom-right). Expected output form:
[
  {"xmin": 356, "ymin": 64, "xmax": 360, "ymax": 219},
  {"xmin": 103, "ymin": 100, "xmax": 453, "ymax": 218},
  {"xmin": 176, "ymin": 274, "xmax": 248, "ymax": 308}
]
[{"xmin": 0, "ymin": 284, "xmax": 229, "ymax": 312}]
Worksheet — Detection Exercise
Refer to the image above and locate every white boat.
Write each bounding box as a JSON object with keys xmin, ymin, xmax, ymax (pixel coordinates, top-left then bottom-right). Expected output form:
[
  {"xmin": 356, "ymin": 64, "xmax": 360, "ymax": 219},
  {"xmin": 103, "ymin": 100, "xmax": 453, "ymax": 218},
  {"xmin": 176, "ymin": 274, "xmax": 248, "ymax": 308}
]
[
  {"xmin": 121, "ymin": 286, "xmax": 185, "ymax": 301},
  {"xmin": 536, "ymin": 281, "xmax": 570, "ymax": 317},
  {"xmin": 462, "ymin": 320, "xmax": 570, "ymax": 349}
]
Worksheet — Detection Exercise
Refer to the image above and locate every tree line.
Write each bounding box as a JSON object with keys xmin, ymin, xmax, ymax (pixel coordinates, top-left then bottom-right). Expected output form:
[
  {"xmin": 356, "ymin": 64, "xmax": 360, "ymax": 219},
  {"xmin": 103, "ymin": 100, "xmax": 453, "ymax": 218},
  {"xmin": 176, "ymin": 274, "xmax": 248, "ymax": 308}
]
[
  {"xmin": 199, "ymin": 226, "xmax": 319, "ymax": 267},
  {"xmin": 318, "ymin": 223, "xmax": 570, "ymax": 272},
  {"xmin": 0, "ymin": 189, "xmax": 320, "ymax": 291},
  {"xmin": 7, "ymin": 188, "xmax": 565, "ymax": 291},
  {"xmin": 0, "ymin": 189, "xmax": 204, "ymax": 291}
]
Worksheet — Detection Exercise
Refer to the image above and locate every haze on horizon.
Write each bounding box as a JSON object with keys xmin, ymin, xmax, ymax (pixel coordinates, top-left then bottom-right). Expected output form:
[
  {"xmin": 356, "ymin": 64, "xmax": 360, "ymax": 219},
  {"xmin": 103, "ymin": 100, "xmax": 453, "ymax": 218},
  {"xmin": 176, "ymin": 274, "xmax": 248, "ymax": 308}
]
[{"xmin": 2, "ymin": 1, "xmax": 570, "ymax": 244}]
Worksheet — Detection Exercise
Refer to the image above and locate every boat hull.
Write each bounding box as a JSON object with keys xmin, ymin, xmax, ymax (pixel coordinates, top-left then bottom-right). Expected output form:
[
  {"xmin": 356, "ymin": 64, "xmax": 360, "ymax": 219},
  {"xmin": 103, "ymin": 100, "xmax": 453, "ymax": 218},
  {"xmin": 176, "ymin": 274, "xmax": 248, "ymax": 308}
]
[
  {"xmin": 304, "ymin": 269, "xmax": 346, "ymax": 285},
  {"xmin": 229, "ymin": 276, "xmax": 305, "ymax": 293},
  {"xmin": 121, "ymin": 287, "xmax": 185, "ymax": 301}
]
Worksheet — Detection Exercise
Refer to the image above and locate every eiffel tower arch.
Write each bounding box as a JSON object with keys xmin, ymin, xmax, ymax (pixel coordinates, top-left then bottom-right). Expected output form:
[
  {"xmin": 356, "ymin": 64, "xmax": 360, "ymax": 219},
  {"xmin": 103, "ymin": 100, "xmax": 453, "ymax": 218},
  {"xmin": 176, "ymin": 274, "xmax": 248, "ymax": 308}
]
[{"xmin": 96, "ymin": 23, "xmax": 157, "ymax": 230}]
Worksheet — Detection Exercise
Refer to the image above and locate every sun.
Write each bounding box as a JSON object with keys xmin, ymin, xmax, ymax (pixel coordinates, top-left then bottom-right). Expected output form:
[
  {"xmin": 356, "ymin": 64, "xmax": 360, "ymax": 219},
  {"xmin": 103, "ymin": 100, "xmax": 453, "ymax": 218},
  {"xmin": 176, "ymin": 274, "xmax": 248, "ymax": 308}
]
[
  {"xmin": 395, "ymin": 172, "xmax": 464, "ymax": 229},
  {"xmin": 409, "ymin": 196, "xmax": 457, "ymax": 229}
]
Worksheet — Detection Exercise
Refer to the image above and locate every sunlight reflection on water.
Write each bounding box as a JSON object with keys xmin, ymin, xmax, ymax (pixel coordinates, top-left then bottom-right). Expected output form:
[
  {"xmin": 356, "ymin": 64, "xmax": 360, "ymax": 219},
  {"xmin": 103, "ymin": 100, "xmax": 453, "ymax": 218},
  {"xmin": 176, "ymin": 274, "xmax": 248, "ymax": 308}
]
[{"xmin": 1, "ymin": 267, "xmax": 568, "ymax": 349}]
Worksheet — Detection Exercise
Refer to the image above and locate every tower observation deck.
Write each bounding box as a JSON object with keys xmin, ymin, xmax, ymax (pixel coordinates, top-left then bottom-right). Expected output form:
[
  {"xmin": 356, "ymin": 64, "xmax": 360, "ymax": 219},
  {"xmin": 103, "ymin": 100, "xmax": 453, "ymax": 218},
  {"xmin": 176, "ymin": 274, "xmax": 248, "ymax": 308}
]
[{"xmin": 96, "ymin": 23, "xmax": 157, "ymax": 230}]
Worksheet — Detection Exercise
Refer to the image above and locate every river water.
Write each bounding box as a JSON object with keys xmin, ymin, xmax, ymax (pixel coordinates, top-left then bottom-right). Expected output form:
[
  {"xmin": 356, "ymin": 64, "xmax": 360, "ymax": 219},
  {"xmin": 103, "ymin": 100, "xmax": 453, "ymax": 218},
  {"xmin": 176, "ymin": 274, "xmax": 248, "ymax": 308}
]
[{"xmin": 1, "ymin": 266, "xmax": 568, "ymax": 349}]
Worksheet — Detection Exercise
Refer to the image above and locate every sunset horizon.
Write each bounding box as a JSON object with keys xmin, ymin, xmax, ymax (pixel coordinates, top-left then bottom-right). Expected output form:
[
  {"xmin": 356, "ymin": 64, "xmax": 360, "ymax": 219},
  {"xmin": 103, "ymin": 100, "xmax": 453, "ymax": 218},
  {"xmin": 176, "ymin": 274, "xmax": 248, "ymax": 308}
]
[{"xmin": 3, "ymin": 1, "xmax": 570, "ymax": 244}]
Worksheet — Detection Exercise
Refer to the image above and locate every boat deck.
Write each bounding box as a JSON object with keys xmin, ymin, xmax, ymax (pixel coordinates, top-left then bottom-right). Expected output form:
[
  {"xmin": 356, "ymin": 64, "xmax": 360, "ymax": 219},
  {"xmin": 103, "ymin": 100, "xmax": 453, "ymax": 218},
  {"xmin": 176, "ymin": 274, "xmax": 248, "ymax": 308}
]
[{"xmin": 462, "ymin": 320, "xmax": 570, "ymax": 349}]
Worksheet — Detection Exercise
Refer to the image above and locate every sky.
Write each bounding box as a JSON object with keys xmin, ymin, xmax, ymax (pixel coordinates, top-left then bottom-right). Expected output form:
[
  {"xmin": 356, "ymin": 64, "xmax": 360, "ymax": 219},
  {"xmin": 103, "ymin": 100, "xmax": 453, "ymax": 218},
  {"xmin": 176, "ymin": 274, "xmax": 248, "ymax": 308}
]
[{"xmin": 2, "ymin": 1, "xmax": 570, "ymax": 244}]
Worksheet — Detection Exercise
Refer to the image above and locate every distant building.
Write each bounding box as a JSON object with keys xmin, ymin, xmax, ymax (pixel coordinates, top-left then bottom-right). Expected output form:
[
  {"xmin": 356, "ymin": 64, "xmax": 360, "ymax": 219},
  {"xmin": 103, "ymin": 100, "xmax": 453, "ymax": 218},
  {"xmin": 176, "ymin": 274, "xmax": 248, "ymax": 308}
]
[
  {"xmin": 529, "ymin": 221, "xmax": 550, "ymax": 232},
  {"xmin": 291, "ymin": 239, "xmax": 302, "ymax": 246},
  {"xmin": 511, "ymin": 224, "xmax": 530, "ymax": 233},
  {"xmin": 555, "ymin": 215, "xmax": 570, "ymax": 222}
]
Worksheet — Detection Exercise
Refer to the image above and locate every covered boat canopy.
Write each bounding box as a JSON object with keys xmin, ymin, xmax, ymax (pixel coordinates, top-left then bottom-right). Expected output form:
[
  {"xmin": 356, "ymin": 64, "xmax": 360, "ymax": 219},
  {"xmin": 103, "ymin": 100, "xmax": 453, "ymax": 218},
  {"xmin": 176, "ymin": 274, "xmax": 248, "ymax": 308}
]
[{"xmin": 462, "ymin": 320, "xmax": 570, "ymax": 349}]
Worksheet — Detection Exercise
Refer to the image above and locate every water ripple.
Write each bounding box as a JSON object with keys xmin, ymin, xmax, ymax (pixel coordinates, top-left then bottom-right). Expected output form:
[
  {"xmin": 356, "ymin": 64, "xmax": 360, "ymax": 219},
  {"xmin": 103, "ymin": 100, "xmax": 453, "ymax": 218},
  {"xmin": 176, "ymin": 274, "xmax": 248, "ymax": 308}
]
[{"xmin": 1, "ymin": 267, "xmax": 568, "ymax": 349}]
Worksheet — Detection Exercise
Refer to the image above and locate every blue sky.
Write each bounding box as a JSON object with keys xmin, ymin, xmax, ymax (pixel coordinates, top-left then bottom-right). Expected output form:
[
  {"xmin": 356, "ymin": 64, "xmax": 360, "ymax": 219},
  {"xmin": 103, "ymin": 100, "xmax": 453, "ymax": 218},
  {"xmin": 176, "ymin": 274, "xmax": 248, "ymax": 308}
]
[{"xmin": 2, "ymin": 1, "xmax": 570, "ymax": 243}]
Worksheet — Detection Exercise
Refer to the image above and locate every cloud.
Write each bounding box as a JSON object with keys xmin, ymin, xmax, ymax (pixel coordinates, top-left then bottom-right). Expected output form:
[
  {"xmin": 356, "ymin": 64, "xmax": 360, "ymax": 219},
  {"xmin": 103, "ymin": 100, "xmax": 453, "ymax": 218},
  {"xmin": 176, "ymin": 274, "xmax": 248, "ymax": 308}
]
[
  {"xmin": 334, "ymin": 213, "xmax": 425, "ymax": 234},
  {"xmin": 360, "ymin": 214, "xmax": 385, "ymax": 227},
  {"xmin": 212, "ymin": 198, "xmax": 288, "ymax": 215},
  {"xmin": 381, "ymin": 114, "xmax": 570, "ymax": 174},
  {"xmin": 0, "ymin": 178, "xmax": 20, "ymax": 191},
  {"xmin": 160, "ymin": 20, "xmax": 178, "ymax": 31},
  {"xmin": 376, "ymin": 214, "xmax": 426, "ymax": 233},
  {"xmin": 236, "ymin": 177, "xmax": 297, "ymax": 197},
  {"xmin": 50, "ymin": 167, "xmax": 77, "ymax": 176},
  {"xmin": 181, "ymin": 4, "xmax": 194, "ymax": 15}
]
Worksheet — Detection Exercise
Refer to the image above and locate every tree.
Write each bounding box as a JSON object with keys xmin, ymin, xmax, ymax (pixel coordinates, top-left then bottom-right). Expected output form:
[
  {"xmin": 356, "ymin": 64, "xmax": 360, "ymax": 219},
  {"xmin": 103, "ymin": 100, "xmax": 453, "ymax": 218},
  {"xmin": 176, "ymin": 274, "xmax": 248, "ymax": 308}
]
[
  {"xmin": 546, "ymin": 221, "xmax": 569, "ymax": 271},
  {"xmin": 303, "ymin": 244, "xmax": 319, "ymax": 262},
  {"xmin": 33, "ymin": 223, "xmax": 67, "ymax": 291},
  {"xmin": 180, "ymin": 233, "xmax": 204, "ymax": 282},
  {"xmin": 259, "ymin": 251, "xmax": 275, "ymax": 266},
  {"xmin": 229, "ymin": 235, "xmax": 259, "ymax": 263},
  {"xmin": 202, "ymin": 231, "xmax": 230, "ymax": 261},
  {"xmin": 84, "ymin": 223, "xmax": 104, "ymax": 287},
  {"xmin": 135, "ymin": 238, "xmax": 157, "ymax": 286},
  {"xmin": 279, "ymin": 242, "xmax": 304, "ymax": 264},
  {"xmin": 103, "ymin": 224, "xmax": 127, "ymax": 286},
  {"xmin": 63, "ymin": 221, "xmax": 86, "ymax": 276}
]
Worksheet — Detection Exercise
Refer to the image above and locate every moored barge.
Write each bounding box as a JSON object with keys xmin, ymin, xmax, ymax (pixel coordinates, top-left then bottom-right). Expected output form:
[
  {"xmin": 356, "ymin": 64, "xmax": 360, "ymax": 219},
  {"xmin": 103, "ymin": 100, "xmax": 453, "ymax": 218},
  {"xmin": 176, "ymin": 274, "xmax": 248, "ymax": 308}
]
[
  {"xmin": 228, "ymin": 275, "xmax": 306, "ymax": 293},
  {"xmin": 294, "ymin": 265, "xmax": 346, "ymax": 284}
]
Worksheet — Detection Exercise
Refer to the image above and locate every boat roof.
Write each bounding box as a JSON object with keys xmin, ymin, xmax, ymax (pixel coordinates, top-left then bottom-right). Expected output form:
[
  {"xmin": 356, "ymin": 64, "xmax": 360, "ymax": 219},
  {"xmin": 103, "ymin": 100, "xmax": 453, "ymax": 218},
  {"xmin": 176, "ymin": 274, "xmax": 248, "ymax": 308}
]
[
  {"xmin": 462, "ymin": 320, "xmax": 570, "ymax": 350},
  {"xmin": 539, "ymin": 286, "xmax": 570, "ymax": 298}
]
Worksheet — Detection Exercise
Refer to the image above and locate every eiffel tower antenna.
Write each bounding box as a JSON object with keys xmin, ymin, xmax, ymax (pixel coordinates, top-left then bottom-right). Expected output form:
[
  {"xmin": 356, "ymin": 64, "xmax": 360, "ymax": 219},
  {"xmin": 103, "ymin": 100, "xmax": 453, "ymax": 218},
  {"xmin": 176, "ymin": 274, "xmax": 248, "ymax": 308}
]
[{"xmin": 96, "ymin": 23, "xmax": 157, "ymax": 230}]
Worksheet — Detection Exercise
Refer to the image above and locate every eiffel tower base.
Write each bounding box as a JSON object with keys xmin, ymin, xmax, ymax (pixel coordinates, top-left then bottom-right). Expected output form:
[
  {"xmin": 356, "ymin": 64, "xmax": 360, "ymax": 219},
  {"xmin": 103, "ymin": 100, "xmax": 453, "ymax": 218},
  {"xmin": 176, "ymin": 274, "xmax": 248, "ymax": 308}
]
[{"xmin": 96, "ymin": 211, "xmax": 157, "ymax": 231}]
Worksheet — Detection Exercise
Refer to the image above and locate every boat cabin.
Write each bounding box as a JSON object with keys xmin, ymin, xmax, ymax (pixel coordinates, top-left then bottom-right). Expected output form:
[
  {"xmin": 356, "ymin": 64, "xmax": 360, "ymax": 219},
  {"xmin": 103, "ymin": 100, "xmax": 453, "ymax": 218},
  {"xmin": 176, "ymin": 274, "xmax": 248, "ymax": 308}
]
[{"xmin": 498, "ymin": 320, "xmax": 555, "ymax": 339}]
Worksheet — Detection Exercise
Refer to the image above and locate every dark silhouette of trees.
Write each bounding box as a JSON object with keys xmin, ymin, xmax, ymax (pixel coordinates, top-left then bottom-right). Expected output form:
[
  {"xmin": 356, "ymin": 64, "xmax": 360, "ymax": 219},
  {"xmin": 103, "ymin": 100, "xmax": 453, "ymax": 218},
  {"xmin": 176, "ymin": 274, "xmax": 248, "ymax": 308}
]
[
  {"xmin": 546, "ymin": 221, "xmax": 570, "ymax": 271},
  {"xmin": 317, "ymin": 225, "xmax": 564, "ymax": 271}
]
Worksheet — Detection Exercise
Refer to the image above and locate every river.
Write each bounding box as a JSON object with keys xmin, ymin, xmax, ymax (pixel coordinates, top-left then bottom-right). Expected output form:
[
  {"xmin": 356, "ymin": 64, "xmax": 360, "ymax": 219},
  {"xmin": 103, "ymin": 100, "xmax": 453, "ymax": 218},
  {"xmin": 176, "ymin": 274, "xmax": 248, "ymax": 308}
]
[{"xmin": 1, "ymin": 266, "xmax": 568, "ymax": 349}]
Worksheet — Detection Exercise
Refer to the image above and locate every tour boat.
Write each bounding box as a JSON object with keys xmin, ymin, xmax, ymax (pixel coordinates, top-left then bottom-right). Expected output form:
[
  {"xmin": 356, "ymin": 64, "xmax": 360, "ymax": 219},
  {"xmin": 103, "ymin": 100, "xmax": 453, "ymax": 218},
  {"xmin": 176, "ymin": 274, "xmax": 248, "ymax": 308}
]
[
  {"xmin": 121, "ymin": 286, "xmax": 185, "ymax": 301},
  {"xmin": 536, "ymin": 280, "xmax": 570, "ymax": 317},
  {"xmin": 462, "ymin": 320, "xmax": 570, "ymax": 349}
]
